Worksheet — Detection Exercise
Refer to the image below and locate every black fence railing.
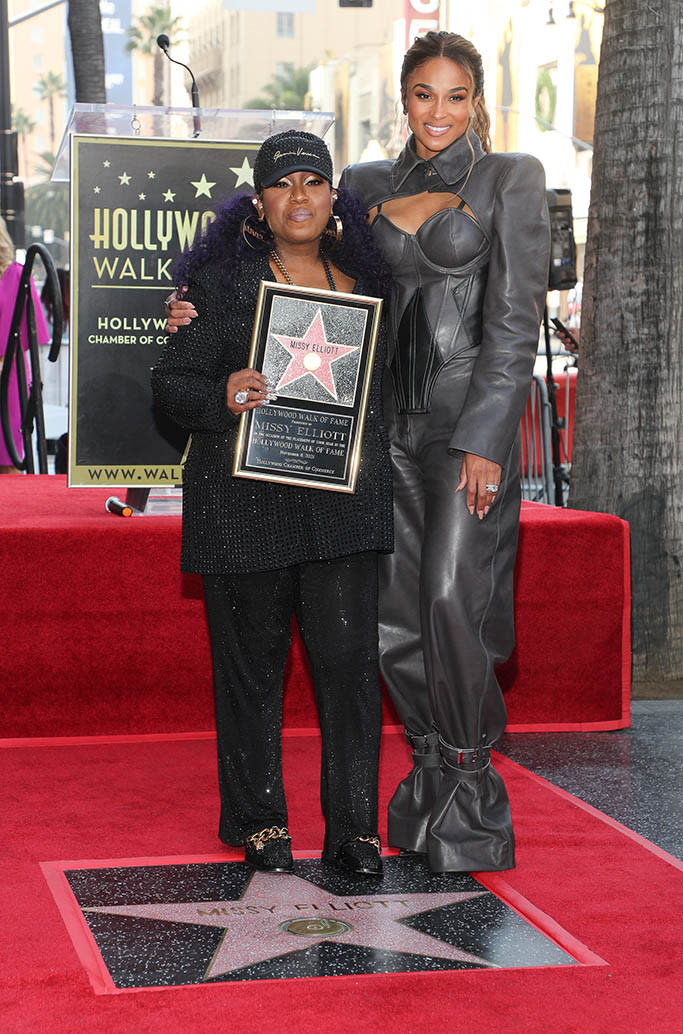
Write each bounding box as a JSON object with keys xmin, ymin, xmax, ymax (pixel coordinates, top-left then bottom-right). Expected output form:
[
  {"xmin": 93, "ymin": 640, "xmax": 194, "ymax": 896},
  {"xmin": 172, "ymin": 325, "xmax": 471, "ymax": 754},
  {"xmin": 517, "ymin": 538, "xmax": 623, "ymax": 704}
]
[{"xmin": 0, "ymin": 244, "xmax": 63, "ymax": 472}]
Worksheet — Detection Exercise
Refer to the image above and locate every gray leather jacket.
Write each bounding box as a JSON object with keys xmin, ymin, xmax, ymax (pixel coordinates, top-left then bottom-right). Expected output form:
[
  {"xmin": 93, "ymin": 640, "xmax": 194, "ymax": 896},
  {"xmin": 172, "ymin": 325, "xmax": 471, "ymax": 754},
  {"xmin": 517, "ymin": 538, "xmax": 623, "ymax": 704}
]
[{"xmin": 339, "ymin": 132, "xmax": 550, "ymax": 466}]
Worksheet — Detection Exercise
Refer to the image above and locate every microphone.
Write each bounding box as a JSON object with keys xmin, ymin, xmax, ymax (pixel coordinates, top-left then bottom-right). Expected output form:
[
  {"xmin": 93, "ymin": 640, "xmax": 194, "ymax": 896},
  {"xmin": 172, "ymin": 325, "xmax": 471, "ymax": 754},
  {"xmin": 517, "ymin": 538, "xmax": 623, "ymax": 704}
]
[
  {"xmin": 105, "ymin": 496, "xmax": 133, "ymax": 518},
  {"xmin": 156, "ymin": 34, "xmax": 201, "ymax": 137}
]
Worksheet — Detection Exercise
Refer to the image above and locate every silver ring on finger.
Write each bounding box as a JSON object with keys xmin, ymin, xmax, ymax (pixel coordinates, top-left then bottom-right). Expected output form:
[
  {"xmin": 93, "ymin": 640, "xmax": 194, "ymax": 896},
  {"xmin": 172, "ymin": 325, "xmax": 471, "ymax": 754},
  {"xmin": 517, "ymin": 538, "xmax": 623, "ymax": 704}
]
[
  {"xmin": 234, "ymin": 389, "xmax": 249, "ymax": 405},
  {"xmin": 485, "ymin": 483, "xmax": 499, "ymax": 493}
]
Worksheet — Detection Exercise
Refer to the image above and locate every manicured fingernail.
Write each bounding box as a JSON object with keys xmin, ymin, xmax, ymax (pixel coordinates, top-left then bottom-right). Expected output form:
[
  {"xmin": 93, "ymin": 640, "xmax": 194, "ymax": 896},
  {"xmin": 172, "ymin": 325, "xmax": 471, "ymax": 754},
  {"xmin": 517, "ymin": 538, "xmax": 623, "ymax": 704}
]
[{"xmin": 468, "ymin": 505, "xmax": 474, "ymax": 515}]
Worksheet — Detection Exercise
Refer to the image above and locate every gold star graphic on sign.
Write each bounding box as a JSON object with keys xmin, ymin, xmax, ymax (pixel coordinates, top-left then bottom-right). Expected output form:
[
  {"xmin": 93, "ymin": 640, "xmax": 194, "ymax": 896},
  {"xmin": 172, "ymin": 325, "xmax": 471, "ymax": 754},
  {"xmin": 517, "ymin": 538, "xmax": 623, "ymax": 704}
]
[
  {"xmin": 191, "ymin": 173, "xmax": 216, "ymax": 198},
  {"xmin": 138, "ymin": 192, "xmax": 146, "ymax": 200},
  {"xmin": 230, "ymin": 156, "xmax": 253, "ymax": 188},
  {"xmin": 119, "ymin": 172, "xmax": 131, "ymax": 185},
  {"xmin": 162, "ymin": 189, "xmax": 176, "ymax": 202},
  {"xmin": 148, "ymin": 170, "xmax": 156, "ymax": 179},
  {"xmin": 103, "ymin": 160, "xmax": 110, "ymax": 168}
]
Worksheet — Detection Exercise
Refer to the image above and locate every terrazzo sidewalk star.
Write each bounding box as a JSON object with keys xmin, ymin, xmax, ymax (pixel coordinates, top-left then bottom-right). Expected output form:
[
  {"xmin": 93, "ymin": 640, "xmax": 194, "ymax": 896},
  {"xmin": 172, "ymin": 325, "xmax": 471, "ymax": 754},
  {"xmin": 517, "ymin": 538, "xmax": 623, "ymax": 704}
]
[
  {"xmin": 85, "ymin": 871, "xmax": 493, "ymax": 978},
  {"xmin": 49, "ymin": 855, "xmax": 581, "ymax": 990}
]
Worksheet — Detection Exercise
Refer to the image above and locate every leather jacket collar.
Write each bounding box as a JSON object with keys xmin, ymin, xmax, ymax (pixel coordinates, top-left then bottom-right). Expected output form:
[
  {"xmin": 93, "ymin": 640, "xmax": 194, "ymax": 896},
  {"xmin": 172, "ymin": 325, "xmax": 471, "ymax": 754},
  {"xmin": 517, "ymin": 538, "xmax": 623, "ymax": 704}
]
[{"xmin": 391, "ymin": 130, "xmax": 486, "ymax": 192}]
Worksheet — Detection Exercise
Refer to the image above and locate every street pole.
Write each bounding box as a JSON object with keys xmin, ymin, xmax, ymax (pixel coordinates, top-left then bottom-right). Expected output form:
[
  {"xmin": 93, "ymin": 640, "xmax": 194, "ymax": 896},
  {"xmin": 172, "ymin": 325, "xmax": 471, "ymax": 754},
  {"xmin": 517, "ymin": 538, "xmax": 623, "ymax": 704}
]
[{"xmin": 0, "ymin": 0, "xmax": 24, "ymax": 247}]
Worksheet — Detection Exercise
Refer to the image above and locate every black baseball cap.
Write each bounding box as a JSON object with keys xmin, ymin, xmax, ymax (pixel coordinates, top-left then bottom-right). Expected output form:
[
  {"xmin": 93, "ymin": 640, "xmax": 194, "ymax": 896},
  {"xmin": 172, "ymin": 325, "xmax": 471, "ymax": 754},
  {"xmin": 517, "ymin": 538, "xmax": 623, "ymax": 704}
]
[{"xmin": 253, "ymin": 130, "xmax": 333, "ymax": 192}]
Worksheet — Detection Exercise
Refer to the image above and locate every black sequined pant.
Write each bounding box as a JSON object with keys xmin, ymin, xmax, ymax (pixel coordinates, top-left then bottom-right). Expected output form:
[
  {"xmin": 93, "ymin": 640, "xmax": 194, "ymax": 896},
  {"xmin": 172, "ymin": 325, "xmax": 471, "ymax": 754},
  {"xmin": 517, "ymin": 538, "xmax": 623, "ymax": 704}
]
[{"xmin": 202, "ymin": 552, "xmax": 381, "ymax": 854}]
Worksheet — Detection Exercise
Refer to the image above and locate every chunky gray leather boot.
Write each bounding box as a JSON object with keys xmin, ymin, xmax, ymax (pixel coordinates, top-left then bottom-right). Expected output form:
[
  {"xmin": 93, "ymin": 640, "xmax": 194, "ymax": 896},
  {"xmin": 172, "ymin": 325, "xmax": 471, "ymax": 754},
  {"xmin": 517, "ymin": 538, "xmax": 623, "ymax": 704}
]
[
  {"xmin": 427, "ymin": 738, "xmax": 515, "ymax": 873},
  {"xmin": 387, "ymin": 729, "xmax": 441, "ymax": 853}
]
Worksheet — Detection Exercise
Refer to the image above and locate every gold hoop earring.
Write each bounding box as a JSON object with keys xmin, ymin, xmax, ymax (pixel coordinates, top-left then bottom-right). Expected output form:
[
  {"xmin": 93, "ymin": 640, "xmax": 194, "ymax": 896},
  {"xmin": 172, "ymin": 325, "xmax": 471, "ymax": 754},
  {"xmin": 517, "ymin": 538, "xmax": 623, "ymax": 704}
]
[
  {"xmin": 240, "ymin": 213, "xmax": 273, "ymax": 250},
  {"xmin": 322, "ymin": 213, "xmax": 343, "ymax": 248}
]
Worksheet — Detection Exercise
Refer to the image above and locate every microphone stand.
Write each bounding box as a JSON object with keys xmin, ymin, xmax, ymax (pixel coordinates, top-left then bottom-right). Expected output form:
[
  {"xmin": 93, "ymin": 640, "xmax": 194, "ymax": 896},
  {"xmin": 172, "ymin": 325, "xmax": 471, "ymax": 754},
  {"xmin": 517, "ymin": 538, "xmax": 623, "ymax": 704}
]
[
  {"xmin": 156, "ymin": 35, "xmax": 201, "ymax": 137},
  {"xmin": 543, "ymin": 304, "xmax": 569, "ymax": 506}
]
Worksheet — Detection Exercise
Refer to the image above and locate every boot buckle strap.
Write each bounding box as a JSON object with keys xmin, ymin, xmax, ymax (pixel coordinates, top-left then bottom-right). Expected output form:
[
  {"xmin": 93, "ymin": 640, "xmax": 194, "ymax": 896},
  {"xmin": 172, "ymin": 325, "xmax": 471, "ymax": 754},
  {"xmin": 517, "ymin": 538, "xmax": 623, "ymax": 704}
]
[
  {"xmin": 439, "ymin": 738, "xmax": 492, "ymax": 771},
  {"xmin": 405, "ymin": 729, "xmax": 440, "ymax": 755}
]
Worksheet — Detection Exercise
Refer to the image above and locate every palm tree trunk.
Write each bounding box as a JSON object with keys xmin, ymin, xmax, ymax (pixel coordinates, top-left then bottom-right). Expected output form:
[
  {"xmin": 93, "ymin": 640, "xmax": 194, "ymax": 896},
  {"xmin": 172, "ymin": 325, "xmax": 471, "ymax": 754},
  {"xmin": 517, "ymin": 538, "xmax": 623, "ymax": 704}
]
[
  {"xmin": 153, "ymin": 50, "xmax": 164, "ymax": 106},
  {"xmin": 68, "ymin": 0, "xmax": 106, "ymax": 103},
  {"xmin": 48, "ymin": 96, "xmax": 55, "ymax": 151},
  {"xmin": 570, "ymin": 0, "xmax": 683, "ymax": 680}
]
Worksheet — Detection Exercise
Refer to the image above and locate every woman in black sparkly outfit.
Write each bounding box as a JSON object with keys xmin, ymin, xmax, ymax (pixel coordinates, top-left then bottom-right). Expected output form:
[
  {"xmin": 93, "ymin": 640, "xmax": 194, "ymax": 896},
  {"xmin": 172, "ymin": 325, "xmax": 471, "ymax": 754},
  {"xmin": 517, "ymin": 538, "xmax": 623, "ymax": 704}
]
[{"xmin": 152, "ymin": 132, "xmax": 393, "ymax": 876}]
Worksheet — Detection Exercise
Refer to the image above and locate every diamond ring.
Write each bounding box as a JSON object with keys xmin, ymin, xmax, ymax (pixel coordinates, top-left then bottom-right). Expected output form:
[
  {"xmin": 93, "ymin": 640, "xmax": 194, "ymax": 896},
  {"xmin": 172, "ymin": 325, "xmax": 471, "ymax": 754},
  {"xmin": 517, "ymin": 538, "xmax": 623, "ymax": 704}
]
[
  {"xmin": 485, "ymin": 483, "xmax": 499, "ymax": 493},
  {"xmin": 234, "ymin": 389, "xmax": 249, "ymax": 405}
]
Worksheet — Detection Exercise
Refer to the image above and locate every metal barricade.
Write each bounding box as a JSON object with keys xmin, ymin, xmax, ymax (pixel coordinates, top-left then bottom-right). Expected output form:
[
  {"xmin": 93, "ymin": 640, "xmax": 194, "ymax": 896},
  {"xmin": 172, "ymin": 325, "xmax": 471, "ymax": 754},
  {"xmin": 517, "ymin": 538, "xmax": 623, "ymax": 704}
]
[
  {"xmin": 520, "ymin": 373, "xmax": 554, "ymax": 503},
  {"xmin": 0, "ymin": 244, "xmax": 63, "ymax": 472}
]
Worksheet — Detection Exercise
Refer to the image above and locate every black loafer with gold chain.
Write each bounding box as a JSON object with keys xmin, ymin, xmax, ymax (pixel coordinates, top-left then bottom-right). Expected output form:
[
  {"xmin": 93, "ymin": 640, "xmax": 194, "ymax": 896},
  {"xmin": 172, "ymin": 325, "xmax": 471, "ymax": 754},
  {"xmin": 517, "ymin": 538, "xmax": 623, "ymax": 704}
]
[
  {"xmin": 244, "ymin": 826, "xmax": 294, "ymax": 873},
  {"xmin": 323, "ymin": 834, "xmax": 383, "ymax": 876}
]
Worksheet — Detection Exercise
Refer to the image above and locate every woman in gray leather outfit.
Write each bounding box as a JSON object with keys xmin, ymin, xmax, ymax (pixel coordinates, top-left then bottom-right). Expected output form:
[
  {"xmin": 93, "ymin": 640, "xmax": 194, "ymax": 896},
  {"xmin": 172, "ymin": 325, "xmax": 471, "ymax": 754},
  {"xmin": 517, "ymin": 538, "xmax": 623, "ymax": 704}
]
[
  {"xmin": 340, "ymin": 31, "xmax": 550, "ymax": 873},
  {"xmin": 166, "ymin": 32, "xmax": 550, "ymax": 874}
]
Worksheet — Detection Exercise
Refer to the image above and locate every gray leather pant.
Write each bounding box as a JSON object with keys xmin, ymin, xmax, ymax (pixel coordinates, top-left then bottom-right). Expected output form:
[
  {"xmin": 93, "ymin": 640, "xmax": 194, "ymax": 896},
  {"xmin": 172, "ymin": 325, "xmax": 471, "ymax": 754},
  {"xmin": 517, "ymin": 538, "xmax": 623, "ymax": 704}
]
[{"xmin": 379, "ymin": 361, "xmax": 519, "ymax": 872}]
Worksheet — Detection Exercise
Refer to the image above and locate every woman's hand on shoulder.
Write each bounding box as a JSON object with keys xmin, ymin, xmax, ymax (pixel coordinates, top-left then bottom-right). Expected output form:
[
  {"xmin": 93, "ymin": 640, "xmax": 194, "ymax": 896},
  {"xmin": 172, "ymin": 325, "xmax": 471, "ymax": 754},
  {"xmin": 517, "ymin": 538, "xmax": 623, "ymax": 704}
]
[
  {"xmin": 164, "ymin": 287, "xmax": 198, "ymax": 333},
  {"xmin": 226, "ymin": 368, "xmax": 273, "ymax": 415},
  {"xmin": 456, "ymin": 452, "xmax": 502, "ymax": 519}
]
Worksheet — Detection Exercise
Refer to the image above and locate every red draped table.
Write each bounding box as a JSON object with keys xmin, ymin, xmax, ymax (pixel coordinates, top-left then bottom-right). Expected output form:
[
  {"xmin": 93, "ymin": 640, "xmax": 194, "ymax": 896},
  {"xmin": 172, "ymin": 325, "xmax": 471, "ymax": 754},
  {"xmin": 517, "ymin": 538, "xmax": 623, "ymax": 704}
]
[{"xmin": 0, "ymin": 477, "xmax": 630, "ymax": 739}]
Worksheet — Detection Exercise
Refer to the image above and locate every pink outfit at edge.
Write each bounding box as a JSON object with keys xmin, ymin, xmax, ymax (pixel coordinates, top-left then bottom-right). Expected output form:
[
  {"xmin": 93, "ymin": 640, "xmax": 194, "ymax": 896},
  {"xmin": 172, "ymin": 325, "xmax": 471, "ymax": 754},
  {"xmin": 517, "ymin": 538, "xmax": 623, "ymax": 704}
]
[{"xmin": 0, "ymin": 261, "xmax": 50, "ymax": 465}]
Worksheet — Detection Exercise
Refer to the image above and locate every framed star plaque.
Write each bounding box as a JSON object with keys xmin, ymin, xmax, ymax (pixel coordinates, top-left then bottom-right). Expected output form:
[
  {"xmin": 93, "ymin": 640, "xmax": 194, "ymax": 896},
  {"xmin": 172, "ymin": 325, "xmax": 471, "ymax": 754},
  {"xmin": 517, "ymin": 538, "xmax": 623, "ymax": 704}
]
[{"xmin": 233, "ymin": 280, "xmax": 383, "ymax": 493}]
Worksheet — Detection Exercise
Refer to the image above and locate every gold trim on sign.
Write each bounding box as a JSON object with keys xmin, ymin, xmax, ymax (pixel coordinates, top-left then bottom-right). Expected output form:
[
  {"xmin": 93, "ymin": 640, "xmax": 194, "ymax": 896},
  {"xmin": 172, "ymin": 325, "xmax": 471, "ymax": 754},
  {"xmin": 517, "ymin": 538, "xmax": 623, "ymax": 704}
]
[
  {"xmin": 69, "ymin": 134, "xmax": 261, "ymax": 487},
  {"xmin": 67, "ymin": 133, "xmax": 79, "ymax": 487}
]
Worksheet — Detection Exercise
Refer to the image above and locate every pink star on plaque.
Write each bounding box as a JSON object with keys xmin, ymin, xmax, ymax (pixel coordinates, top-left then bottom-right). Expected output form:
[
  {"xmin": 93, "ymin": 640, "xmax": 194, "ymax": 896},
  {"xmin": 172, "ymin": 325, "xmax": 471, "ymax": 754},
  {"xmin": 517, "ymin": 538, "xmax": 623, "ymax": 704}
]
[{"xmin": 273, "ymin": 309, "xmax": 358, "ymax": 401}]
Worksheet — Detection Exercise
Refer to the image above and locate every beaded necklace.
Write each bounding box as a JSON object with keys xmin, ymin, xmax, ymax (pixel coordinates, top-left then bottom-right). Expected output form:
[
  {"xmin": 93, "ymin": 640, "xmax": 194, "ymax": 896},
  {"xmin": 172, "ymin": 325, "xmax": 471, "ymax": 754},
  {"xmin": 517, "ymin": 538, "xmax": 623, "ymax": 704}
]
[{"xmin": 270, "ymin": 249, "xmax": 337, "ymax": 292}]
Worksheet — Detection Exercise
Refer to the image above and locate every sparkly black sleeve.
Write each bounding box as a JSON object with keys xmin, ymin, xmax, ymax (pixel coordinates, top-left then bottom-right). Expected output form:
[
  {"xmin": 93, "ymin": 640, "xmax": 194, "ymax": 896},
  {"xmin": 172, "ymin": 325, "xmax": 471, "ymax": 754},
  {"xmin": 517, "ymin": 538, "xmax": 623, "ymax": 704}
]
[{"xmin": 151, "ymin": 270, "xmax": 238, "ymax": 433}]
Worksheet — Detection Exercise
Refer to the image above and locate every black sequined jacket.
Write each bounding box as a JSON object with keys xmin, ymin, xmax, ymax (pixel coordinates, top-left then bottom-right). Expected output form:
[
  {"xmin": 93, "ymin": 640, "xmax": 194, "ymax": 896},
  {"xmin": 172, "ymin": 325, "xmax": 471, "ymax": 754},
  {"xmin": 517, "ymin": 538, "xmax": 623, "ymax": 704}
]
[
  {"xmin": 339, "ymin": 132, "xmax": 550, "ymax": 467},
  {"xmin": 151, "ymin": 251, "xmax": 393, "ymax": 574}
]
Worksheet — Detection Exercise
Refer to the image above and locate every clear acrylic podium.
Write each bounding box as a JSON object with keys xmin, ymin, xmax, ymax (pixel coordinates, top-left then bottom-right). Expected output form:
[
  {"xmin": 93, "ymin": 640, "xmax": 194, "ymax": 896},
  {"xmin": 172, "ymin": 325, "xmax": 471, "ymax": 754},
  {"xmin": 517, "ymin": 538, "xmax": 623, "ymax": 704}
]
[
  {"xmin": 57, "ymin": 104, "xmax": 333, "ymax": 515},
  {"xmin": 53, "ymin": 103, "xmax": 334, "ymax": 182}
]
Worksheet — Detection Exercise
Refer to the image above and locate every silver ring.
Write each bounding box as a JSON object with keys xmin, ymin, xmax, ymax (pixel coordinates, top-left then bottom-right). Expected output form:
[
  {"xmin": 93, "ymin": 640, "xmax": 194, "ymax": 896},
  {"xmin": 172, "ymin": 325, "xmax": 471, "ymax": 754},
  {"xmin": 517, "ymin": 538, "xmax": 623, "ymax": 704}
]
[
  {"xmin": 485, "ymin": 483, "xmax": 499, "ymax": 493},
  {"xmin": 234, "ymin": 389, "xmax": 249, "ymax": 405}
]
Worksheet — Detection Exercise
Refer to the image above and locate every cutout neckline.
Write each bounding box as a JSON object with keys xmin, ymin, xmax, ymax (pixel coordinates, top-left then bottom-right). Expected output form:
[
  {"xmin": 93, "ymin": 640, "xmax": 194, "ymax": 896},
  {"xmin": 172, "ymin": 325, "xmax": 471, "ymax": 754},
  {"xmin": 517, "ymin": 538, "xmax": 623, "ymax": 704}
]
[{"xmin": 372, "ymin": 197, "xmax": 479, "ymax": 239}]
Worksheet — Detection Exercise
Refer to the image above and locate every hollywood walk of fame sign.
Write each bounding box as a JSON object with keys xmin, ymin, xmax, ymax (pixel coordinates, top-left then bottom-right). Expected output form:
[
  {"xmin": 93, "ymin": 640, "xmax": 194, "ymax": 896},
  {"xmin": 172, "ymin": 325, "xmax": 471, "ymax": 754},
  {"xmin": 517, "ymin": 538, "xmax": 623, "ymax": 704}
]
[
  {"xmin": 233, "ymin": 281, "xmax": 383, "ymax": 492},
  {"xmin": 44, "ymin": 856, "xmax": 582, "ymax": 992},
  {"xmin": 69, "ymin": 134, "xmax": 260, "ymax": 488}
]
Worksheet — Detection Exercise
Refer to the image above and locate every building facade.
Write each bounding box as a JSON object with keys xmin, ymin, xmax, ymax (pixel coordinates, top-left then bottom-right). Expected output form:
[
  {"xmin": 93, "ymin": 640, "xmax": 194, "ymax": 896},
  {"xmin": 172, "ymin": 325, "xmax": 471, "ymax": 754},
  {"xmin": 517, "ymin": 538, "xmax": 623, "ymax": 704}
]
[{"xmin": 185, "ymin": 0, "xmax": 403, "ymax": 112}]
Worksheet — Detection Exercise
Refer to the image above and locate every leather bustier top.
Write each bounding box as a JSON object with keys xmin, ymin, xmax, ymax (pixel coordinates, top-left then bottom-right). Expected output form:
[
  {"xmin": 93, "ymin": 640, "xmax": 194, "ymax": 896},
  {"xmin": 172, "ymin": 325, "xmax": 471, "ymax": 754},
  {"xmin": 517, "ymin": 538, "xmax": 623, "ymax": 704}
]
[
  {"xmin": 371, "ymin": 195, "xmax": 489, "ymax": 412},
  {"xmin": 339, "ymin": 135, "xmax": 550, "ymax": 466}
]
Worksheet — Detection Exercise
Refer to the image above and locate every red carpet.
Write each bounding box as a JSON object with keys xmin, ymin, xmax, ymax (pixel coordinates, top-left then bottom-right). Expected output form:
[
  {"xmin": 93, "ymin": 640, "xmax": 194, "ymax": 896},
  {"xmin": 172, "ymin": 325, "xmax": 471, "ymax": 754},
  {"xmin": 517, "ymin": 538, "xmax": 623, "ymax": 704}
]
[
  {"xmin": 1, "ymin": 476, "xmax": 630, "ymax": 736},
  {"xmin": 1, "ymin": 732, "xmax": 681, "ymax": 1033}
]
